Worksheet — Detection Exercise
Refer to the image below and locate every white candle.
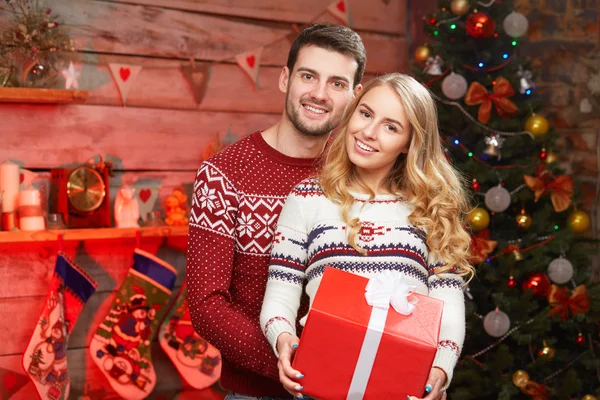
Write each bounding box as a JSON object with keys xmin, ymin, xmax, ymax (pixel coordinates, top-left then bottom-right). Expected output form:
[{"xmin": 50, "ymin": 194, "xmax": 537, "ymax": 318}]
[
  {"xmin": 18, "ymin": 189, "xmax": 41, "ymax": 207},
  {"xmin": 17, "ymin": 189, "xmax": 45, "ymax": 231},
  {"xmin": 0, "ymin": 161, "xmax": 20, "ymax": 212}
]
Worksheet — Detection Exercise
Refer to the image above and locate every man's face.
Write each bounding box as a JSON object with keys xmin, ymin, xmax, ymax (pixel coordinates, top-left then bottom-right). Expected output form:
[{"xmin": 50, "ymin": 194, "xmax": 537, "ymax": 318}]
[{"xmin": 280, "ymin": 45, "xmax": 359, "ymax": 137}]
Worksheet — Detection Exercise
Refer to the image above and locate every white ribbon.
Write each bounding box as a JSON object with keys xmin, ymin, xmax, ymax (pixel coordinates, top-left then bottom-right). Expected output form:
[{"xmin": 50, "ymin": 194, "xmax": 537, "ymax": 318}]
[{"xmin": 347, "ymin": 272, "xmax": 417, "ymax": 400}]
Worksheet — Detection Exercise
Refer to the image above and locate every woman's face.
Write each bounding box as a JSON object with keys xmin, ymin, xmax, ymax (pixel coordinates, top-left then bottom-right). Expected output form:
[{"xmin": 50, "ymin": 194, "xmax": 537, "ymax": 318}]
[{"xmin": 345, "ymin": 85, "xmax": 412, "ymax": 186}]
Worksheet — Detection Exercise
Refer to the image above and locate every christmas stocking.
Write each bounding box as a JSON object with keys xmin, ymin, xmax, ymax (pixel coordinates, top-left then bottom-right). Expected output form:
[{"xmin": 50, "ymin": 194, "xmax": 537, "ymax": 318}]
[
  {"xmin": 159, "ymin": 282, "xmax": 222, "ymax": 388},
  {"xmin": 89, "ymin": 248, "xmax": 177, "ymax": 400},
  {"xmin": 22, "ymin": 253, "xmax": 98, "ymax": 400}
]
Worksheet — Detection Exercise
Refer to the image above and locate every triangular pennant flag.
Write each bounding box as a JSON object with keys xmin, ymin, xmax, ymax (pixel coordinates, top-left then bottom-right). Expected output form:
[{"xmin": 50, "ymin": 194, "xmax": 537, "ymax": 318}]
[
  {"xmin": 327, "ymin": 0, "xmax": 352, "ymax": 27},
  {"xmin": 234, "ymin": 48, "xmax": 262, "ymax": 89},
  {"xmin": 181, "ymin": 61, "xmax": 212, "ymax": 105},
  {"xmin": 135, "ymin": 186, "xmax": 159, "ymax": 222},
  {"xmin": 0, "ymin": 367, "xmax": 30, "ymax": 398},
  {"xmin": 108, "ymin": 63, "xmax": 142, "ymax": 106},
  {"xmin": 286, "ymin": 24, "xmax": 304, "ymax": 45}
]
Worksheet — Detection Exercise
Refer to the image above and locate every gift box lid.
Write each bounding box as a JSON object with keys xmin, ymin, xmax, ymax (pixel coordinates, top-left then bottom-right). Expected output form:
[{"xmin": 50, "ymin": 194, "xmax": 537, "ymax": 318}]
[{"xmin": 312, "ymin": 267, "xmax": 443, "ymax": 347}]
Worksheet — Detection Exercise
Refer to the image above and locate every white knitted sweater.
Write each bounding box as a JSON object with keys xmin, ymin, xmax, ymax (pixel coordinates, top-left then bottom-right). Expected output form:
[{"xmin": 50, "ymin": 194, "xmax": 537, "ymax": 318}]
[{"xmin": 260, "ymin": 178, "xmax": 467, "ymax": 386}]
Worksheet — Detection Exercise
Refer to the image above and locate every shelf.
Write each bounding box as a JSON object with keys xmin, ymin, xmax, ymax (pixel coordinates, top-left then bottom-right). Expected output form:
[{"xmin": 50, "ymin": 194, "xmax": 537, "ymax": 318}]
[
  {"xmin": 0, "ymin": 226, "xmax": 188, "ymax": 244},
  {"xmin": 0, "ymin": 87, "xmax": 88, "ymax": 104}
]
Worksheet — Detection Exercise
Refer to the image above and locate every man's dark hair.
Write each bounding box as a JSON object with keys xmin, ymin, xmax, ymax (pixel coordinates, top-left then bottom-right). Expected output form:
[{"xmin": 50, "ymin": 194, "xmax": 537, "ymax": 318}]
[{"xmin": 286, "ymin": 23, "xmax": 366, "ymax": 88}]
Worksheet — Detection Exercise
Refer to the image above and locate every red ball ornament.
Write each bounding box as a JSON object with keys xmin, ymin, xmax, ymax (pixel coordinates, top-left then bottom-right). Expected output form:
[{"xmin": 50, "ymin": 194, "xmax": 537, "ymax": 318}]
[
  {"xmin": 429, "ymin": 17, "xmax": 437, "ymax": 25},
  {"xmin": 522, "ymin": 272, "xmax": 551, "ymax": 297},
  {"xmin": 507, "ymin": 276, "xmax": 517, "ymax": 288},
  {"xmin": 540, "ymin": 148, "xmax": 547, "ymax": 160},
  {"xmin": 472, "ymin": 179, "xmax": 480, "ymax": 191},
  {"xmin": 577, "ymin": 332, "xmax": 585, "ymax": 345},
  {"xmin": 466, "ymin": 12, "xmax": 496, "ymax": 38}
]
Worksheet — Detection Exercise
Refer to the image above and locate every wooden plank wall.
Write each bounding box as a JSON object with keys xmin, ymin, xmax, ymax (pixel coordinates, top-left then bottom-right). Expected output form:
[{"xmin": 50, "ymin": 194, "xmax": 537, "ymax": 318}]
[{"xmin": 0, "ymin": 1, "xmax": 407, "ymax": 398}]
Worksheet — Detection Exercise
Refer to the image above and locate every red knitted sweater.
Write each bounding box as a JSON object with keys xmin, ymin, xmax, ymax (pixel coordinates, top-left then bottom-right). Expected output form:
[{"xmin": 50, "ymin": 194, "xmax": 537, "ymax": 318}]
[{"xmin": 186, "ymin": 131, "xmax": 320, "ymax": 397}]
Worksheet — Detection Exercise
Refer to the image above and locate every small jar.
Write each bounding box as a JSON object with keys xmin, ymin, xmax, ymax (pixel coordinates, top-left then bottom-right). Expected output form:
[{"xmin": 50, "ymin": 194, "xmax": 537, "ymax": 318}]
[{"xmin": 47, "ymin": 213, "xmax": 67, "ymax": 230}]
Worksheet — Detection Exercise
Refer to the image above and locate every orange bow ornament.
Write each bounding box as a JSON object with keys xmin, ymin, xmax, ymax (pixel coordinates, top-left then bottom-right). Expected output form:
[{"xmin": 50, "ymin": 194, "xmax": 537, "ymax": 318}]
[
  {"xmin": 469, "ymin": 230, "xmax": 498, "ymax": 264},
  {"xmin": 548, "ymin": 284, "xmax": 590, "ymax": 321},
  {"xmin": 465, "ymin": 77, "xmax": 518, "ymax": 124},
  {"xmin": 521, "ymin": 380, "xmax": 549, "ymax": 400},
  {"xmin": 524, "ymin": 172, "xmax": 573, "ymax": 212}
]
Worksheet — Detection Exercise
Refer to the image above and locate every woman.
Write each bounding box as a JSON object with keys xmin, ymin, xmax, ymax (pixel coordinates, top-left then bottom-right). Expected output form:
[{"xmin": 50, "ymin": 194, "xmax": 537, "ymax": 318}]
[{"xmin": 260, "ymin": 73, "xmax": 474, "ymax": 400}]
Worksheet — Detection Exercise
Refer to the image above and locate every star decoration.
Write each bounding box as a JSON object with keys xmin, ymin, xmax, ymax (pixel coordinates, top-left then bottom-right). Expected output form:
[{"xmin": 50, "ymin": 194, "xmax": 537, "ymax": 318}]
[{"xmin": 61, "ymin": 61, "xmax": 80, "ymax": 89}]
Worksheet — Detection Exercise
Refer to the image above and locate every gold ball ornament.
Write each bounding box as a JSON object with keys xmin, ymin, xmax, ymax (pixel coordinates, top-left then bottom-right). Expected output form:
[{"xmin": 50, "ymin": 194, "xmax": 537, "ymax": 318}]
[
  {"xmin": 525, "ymin": 114, "xmax": 550, "ymax": 137},
  {"xmin": 582, "ymin": 396, "xmax": 598, "ymax": 400},
  {"xmin": 568, "ymin": 209, "xmax": 591, "ymax": 233},
  {"xmin": 537, "ymin": 341, "xmax": 556, "ymax": 360},
  {"xmin": 515, "ymin": 212, "xmax": 533, "ymax": 231},
  {"xmin": 512, "ymin": 370, "xmax": 530, "ymax": 388},
  {"xmin": 468, "ymin": 207, "xmax": 490, "ymax": 232},
  {"xmin": 450, "ymin": 0, "xmax": 471, "ymax": 16},
  {"xmin": 414, "ymin": 45, "xmax": 431, "ymax": 63}
]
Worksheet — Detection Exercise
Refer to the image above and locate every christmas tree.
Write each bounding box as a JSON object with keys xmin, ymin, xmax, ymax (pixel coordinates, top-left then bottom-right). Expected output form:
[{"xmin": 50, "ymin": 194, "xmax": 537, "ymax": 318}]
[{"xmin": 412, "ymin": 1, "xmax": 600, "ymax": 398}]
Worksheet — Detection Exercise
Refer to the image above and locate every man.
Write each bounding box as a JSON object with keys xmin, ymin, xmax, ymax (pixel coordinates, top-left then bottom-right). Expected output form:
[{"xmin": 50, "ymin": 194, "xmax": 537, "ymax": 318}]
[{"xmin": 186, "ymin": 23, "xmax": 366, "ymax": 399}]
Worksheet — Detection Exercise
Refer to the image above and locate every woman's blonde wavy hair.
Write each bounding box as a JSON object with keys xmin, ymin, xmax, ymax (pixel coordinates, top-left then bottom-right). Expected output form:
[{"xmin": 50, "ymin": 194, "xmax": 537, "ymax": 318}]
[{"xmin": 320, "ymin": 73, "xmax": 474, "ymax": 280}]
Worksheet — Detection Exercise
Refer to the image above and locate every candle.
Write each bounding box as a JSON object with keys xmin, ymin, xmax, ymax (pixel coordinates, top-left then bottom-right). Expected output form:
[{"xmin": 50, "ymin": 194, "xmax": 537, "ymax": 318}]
[
  {"xmin": 18, "ymin": 188, "xmax": 45, "ymax": 231},
  {"xmin": 0, "ymin": 161, "xmax": 20, "ymax": 212}
]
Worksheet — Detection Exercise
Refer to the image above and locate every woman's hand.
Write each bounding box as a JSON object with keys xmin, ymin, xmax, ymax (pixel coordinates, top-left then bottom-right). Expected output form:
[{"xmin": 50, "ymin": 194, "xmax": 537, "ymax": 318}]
[
  {"xmin": 407, "ymin": 367, "xmax": 447, "ymax": 400},
  {"xmin": 276, "ymin": 332, "xmax": 305, "ymax": 398}
]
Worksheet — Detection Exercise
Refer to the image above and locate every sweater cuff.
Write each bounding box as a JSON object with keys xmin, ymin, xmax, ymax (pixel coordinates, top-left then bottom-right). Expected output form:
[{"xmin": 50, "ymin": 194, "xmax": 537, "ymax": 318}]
[
  {"xmin": 432, "ymin": 345, "xmax": 460, "ymax": 390},
  {"xmin": 265, "ymin": 318, "xmax": 296, "ymax": 357}
]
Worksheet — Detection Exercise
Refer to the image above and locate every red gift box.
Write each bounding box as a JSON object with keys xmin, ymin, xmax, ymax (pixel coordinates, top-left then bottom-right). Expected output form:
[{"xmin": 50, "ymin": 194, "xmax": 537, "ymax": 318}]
[{"xmin": 292, "ymin": 267, "xmax": 443, "ymax": 400}]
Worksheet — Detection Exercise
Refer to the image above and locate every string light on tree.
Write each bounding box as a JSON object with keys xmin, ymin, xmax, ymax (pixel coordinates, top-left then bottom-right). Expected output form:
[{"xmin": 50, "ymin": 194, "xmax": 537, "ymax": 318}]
[
  {"xmin": 503, "ymin": 11, "xmax": 529, "ymax": 38},
  {"xmin": 483, "ymin": 308, "xmax": 511, "ymax": 337}
]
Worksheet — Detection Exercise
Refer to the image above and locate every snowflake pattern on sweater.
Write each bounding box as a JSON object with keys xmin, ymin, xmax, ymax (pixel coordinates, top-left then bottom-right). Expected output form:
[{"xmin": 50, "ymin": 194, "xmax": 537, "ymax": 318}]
[
  {"xmin": 186, "ymin": 131, "xmax": 320, "ymax": 397},
  {"xmin": 260, "ymin": 178, "xmax": 467, "ymax": 387}
]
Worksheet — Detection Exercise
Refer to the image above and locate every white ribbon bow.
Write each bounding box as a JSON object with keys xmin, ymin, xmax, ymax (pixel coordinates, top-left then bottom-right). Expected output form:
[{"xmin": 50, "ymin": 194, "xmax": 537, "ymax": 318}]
[{"xmin": 364, "ymin": 271, "xmax": 418, "ymax": 315}]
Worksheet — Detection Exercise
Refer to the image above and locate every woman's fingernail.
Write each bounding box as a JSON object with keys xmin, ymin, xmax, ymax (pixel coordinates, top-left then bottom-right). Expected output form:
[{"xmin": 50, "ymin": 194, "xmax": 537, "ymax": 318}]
[
  {"xmin": 296, "ymin": 395, "xmax": 304, "ymax": 399},
  {"xmin": 296, "ymin": 374, "xmax": 304, "ymax": 379},
  {"xmin": 407, "ymin": 396, "xmax": 411, "ymax": 400},
  {"xmin": 426, "ymin": 384, "xmax": 432, "ymax": 393},
  {"xmin": 295, "ymin": 386, "xmax": 304, "ymax": 391},
  {"xmin": 291, "ymin": 343, "xmax": 298, "ymax": 349}
]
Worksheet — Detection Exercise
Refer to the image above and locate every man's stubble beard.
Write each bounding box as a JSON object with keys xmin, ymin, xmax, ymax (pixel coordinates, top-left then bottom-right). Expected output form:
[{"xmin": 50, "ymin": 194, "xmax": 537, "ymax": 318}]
[{"xmin": 285, "ymin": 92, "xmax": 340, "ymax": 138}]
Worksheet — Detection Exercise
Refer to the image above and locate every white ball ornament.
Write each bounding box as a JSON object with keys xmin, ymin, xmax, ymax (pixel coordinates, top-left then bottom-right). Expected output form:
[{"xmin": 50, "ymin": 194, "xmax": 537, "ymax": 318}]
[
  {"xmin": 484, "ymin": 185, "xmax": 511, "ymax": 213},
  {"xmin": 503, "ymin": 11, "xmax": 529, "ymax": 38},
  {"xmin": 547, "ymin": 258, "xmax": 574, "ymax": 284},
  {"xmin": 483, "ymin": 309, "xmax": 511, "ymax": 337},
  {"xmin": 442, "ymin": 72, "xmax": 468, "ymax": 100}
]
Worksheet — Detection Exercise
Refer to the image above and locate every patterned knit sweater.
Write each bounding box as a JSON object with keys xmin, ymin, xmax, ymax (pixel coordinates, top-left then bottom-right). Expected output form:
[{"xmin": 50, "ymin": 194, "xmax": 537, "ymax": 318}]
[
  {"xmin": 260, "ymin": 178, "xmax": 466, "ymax": 387},
  {"xmin": 186, "ymin": 131, "xmax": 321, "ymax": 398}
]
